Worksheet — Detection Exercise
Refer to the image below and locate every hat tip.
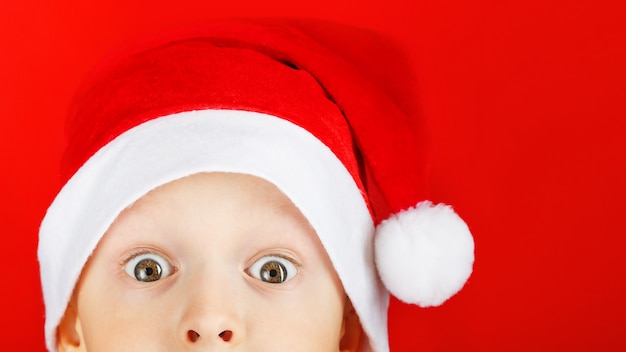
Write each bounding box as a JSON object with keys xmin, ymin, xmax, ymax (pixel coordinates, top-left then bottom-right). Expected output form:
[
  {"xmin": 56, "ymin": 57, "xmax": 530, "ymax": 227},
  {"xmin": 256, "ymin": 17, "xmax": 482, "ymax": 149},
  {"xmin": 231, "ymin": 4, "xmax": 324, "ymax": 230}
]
[{"xmin": 374, "ymin": 201, "xmax": 475, "ymax": 307}]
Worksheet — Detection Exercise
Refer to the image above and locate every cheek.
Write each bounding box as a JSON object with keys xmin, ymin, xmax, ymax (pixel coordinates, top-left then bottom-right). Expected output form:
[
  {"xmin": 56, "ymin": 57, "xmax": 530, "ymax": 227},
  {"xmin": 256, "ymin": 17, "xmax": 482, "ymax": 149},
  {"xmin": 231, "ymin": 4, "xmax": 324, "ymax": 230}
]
[
  {"xmin": 78, "ymin": 291, "xmax": 177, "ymax": 351},
  {"xmin": 305, "ymin": 281, "xmax": 345, "ymax": 338},
  {"xmin": 75, "ymin": 264, "xmax": 178, "ymax": 350},
  {"xmin": 258, "ymin": 275, "xmax": 345, "ymax": 349}
]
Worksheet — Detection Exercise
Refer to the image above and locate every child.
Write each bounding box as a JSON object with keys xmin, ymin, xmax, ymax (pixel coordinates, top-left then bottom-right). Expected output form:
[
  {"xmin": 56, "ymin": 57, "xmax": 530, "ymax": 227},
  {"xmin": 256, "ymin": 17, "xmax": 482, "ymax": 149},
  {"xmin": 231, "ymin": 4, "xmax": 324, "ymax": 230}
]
[{"xmin": 39, "ymin": 20, "xmax": 474, "ymax": 351}]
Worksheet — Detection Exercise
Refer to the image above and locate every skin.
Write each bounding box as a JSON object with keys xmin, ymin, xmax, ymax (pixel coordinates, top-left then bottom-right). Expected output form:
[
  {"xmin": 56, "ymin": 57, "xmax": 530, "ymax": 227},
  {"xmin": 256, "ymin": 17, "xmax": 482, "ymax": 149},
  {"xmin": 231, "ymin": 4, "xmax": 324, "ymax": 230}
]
[{"xmin": 58, "ymin": 172, "xmax": 362, "ymax": 351}]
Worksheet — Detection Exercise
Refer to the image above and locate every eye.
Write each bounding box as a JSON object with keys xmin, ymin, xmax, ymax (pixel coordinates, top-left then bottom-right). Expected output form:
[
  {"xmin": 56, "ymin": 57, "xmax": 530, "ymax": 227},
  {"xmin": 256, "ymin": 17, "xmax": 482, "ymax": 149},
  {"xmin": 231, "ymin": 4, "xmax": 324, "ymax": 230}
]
[
  {"xmin": 248, "ymin": 256, "xmax": 298, "ymax": 284},
  {"xmin": 124, "ymin": 253, "xmax": 174, "ymax": 282}
]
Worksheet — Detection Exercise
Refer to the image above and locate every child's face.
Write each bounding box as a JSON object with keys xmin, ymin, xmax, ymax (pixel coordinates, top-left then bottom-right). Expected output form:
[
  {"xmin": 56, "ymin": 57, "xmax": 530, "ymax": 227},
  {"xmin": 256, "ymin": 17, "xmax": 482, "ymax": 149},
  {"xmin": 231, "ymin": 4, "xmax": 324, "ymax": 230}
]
[{"xmin": 59, "ymin": 172, "xmax": 360, "ymax": 351}]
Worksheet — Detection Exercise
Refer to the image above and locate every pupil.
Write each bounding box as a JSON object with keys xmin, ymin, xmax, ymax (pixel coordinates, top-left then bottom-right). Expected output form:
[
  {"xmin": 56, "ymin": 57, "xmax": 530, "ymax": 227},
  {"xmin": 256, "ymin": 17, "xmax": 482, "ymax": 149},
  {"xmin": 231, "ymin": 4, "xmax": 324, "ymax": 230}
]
[
  {"xmin": 145, "ymin": 267, "xmax": 153, "ymax": 276},
  {"xmin": 269, "ymin": 269, "xmax": 277, "ymax": 277}
]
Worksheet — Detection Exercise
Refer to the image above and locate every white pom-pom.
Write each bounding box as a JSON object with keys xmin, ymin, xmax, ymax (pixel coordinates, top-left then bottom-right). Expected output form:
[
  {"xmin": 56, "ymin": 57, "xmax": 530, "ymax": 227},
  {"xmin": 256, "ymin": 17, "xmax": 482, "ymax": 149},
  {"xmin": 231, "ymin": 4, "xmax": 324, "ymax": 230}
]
[{"xmin": 374, "ymin": 201, "xmax": 474, "ymax": 307}]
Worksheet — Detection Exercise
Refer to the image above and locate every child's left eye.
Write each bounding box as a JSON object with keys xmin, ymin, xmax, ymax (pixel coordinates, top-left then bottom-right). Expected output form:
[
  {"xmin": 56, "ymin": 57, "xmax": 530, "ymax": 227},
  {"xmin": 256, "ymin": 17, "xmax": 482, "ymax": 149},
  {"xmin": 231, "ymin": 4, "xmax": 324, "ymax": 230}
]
[
  {"xmin": 124, "ymin": 253, "xmax": 174, "ymax": 282},
  {"xmin": 247, "ymin": 256, "xmax": 298, "ymax": 284}
]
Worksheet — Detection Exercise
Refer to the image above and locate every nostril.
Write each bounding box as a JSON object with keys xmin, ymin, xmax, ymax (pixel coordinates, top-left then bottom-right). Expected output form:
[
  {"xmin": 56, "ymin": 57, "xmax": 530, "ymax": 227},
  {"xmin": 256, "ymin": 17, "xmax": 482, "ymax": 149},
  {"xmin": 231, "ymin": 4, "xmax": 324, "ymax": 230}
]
[
  {"xmin": 219, "ymin": 330, "xmax": 233, "ymax": 342},
  {"xmin": 187, "ymin": 330, "xmax": 200, "ymax": 342}
]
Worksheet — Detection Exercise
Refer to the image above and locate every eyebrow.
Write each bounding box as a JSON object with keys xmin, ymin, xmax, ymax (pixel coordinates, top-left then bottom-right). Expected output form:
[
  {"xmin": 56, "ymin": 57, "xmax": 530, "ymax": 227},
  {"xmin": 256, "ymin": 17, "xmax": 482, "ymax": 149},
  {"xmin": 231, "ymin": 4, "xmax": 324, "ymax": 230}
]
[{"xmin": 263, "ymin": 195, "xmax": 310, "ymax": 226}]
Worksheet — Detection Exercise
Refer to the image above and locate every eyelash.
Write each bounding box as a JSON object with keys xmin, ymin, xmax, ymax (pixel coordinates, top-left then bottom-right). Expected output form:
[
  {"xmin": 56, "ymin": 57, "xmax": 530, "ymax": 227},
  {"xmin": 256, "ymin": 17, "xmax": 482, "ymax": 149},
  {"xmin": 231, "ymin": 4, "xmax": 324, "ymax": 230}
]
[{"xmin": 120, "ymin": 248, "xmax": 159, "ymax": 266}]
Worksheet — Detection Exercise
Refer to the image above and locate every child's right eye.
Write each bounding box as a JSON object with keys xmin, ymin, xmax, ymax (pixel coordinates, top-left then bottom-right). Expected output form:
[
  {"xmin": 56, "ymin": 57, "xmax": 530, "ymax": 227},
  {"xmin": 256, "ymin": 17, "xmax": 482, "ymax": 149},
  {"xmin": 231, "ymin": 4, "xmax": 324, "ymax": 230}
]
[{"xmin": 124, "ymin": 252, "xmax": 174, "ymax": 282}]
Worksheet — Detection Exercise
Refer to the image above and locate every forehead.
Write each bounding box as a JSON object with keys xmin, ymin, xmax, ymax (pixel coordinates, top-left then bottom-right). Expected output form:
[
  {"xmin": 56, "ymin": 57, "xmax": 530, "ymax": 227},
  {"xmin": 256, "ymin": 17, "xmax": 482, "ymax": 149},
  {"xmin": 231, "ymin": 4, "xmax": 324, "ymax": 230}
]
[
  {"xmin": 108, "ymin": 172, "xmax": 318, "ymax": 245},
  {"xmin": 126, "ymin": 172, "xmax": 303, "ymax": 217}
]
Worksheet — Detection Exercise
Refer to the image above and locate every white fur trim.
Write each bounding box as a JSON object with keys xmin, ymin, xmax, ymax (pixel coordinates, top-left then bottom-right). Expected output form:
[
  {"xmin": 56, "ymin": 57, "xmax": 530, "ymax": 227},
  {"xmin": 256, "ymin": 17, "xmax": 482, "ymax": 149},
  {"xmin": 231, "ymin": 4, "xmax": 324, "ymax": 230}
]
[
  {"xmin": 39, "ymin": 110, "xmax": 387, "ymax": 352},
  {"xmin": 374, "ymin": 201, "xmax": 474, "ymax": 307}
]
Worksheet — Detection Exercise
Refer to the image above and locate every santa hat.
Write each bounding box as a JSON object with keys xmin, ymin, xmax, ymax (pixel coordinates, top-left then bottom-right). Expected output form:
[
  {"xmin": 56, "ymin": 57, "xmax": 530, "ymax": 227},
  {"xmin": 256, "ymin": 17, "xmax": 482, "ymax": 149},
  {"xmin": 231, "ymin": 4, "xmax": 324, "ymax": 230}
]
[{"xmin": 39, "ymin": 20, "xmax": 474, "ymax": 352}]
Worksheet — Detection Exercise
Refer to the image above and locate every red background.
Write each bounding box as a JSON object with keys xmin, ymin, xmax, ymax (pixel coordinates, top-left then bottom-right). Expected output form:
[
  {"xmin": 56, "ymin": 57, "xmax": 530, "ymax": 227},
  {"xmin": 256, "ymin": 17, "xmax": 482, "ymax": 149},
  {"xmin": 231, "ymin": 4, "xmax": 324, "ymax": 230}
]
[{"xmin": 1, "ymin": 0, "xmax": 625, "ymax": 350}]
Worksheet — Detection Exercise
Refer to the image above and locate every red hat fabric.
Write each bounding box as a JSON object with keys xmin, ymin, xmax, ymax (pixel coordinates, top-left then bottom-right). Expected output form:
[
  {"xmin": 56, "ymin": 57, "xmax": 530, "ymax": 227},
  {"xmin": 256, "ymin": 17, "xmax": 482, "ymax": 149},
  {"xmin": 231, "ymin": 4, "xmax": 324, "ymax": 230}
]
[{"xmin": 39, "ymin": 19, "xmax": 474, "ymax": 352}]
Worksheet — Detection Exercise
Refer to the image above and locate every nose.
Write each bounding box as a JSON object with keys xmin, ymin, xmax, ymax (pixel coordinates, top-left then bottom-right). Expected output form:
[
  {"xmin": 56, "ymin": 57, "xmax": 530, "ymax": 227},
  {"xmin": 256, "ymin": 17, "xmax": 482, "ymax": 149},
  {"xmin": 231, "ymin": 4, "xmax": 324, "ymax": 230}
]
[{"xmin": 178, "ymin": 269, "xmax": 245, "ymax": 347}]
